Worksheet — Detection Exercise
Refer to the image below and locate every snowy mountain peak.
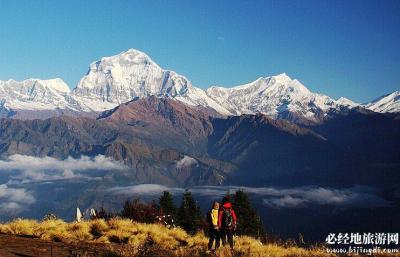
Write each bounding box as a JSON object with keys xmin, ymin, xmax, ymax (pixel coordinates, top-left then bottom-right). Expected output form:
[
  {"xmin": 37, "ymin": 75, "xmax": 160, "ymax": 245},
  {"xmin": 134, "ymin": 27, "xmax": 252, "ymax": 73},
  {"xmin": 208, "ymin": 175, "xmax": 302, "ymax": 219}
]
[
  {"xmin": 39, "ymin": 78, "xmax": 71, "ymax": 93},
  {"xmin": 75, "ymin": 49, "xmax": 182, "ymax": 105},
  {"xmin": 365, "ymin": 91, "xmax": 400, "ymax": 113},
  {"xmin": 87, "ymin": 49, "xmax": 157, "ymax": 75},
  {"xmin": 0, "ymin": 78, "xmax": 71, "ymax": 94},
  {"xmin": 0, "ymin": 48, "xmax": 397, "ymax": 120},
  {"xmin": 206, "ymin": 73, "xmax": 331, "ymax": 121},
  {"xmin": 99, "ymin": 48, "xmax": 156, "ymax": 67},
  {"xmin": 336, "ymin": 97, "xmax": 359, "ymax": 108},
  {"xmin": 274, "ymin": 72, "xmax": 292, "ymax": 82},
  {"xmin": 0, "ymin": 78, "xmax": 74, "ymax": 113},
  {"xmin": 73, "ymin": 49, "xmax": 230, "ymax": 114}
]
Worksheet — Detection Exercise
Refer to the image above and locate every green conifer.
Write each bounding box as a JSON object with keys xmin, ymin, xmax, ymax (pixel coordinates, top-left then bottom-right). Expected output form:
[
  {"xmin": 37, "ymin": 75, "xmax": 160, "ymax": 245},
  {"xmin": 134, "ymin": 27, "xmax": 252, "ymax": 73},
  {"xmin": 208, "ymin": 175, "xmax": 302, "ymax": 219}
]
[
  {"xmin": 177, "ymin": 190, "xmax": 203, "ymax": 234},
  {"xmin": 159, "ymin": 191, "xmax": 177, "ymax": 217},
  {"xmin": 233, "ymin": 190, "xmax": 266, "ymax": 242}
]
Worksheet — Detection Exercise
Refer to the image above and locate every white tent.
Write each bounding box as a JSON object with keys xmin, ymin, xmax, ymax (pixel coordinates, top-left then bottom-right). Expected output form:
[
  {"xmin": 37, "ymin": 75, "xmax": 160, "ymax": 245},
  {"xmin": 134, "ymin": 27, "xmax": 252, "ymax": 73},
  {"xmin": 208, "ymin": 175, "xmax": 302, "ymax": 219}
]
[{"xmin": 76, "ymin": 207, "xmax": 83, "ymax": 222}]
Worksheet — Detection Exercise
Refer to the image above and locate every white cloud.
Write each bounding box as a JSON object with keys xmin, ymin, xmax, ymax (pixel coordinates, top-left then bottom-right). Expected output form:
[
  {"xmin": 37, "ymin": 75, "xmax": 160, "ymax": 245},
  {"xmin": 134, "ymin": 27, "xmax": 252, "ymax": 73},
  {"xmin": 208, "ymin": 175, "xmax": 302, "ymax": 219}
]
[
  {"xmin": 108, "ymin": 184, "xmax": 390, "ymax": 209},
  {"xmin": 176, "ymin": 155, "xmax": 198, "ymax": 169},
  {"xmin": 0, "ymin": 202, "xmax": 24, "ymax": 214},
  {"xmin": 264, "ymin": 195, "xmax": 308, "ymax": 208},
  {"xmin": 109, "ymin": 184, "xmax": 184, "ymax": 195},
  {"xmin": 0, "ymin": 184, "xmax": 35, "ymax": 204},
  {"xmin": 0, "ymin": 154, "xmax": 126, "ymax": 184},
  {"xmin": 260, "ymin": 186, "xmax": 390, "ymax": 209},
  {"xmin": 0, "ymin": 184, "xmax": 35, "ymax": 214},
  {"xmin": 0, "ymin": 154, "xmax": 125, "ymax": 172}
]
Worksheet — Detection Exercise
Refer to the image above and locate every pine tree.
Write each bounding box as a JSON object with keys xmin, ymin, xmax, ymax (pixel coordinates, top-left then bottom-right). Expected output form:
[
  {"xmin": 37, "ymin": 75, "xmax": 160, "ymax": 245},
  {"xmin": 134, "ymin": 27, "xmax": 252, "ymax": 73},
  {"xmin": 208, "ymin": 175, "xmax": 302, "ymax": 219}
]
[
  {"xmin": 177, "ymin": 190, "xmax": 203, "ymax": 234},
  {"xmin": 159, "ymin": 191, "xmax": 177, "ymax": 217},
  {"xmin": 233, "ymin": 190, "xmax": 266, "ymax": 242}
]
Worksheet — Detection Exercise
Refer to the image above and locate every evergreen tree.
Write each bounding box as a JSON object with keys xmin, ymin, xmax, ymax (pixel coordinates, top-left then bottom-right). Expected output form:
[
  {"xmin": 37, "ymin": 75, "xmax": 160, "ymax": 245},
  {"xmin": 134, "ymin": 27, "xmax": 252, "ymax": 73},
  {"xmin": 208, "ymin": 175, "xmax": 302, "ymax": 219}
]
[
  {"xmin": 159, "ymin": 191, "xmax": 177, "ymax": 217},
  {"xmin": 233, "ymin": 190, "xmax": 266, "ymax": 242},
  {"xmin": 177, "ymin": 190, "xmax": 203, "ymax": 234}
]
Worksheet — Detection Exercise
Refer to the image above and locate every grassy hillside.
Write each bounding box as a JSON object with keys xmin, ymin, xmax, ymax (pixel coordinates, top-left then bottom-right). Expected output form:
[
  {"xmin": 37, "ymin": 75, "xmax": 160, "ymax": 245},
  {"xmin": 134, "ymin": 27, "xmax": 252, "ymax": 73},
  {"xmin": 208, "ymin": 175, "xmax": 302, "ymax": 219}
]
[{"xmin": 0, "ymin": 218, "xmax": 398, "ymax": 257}]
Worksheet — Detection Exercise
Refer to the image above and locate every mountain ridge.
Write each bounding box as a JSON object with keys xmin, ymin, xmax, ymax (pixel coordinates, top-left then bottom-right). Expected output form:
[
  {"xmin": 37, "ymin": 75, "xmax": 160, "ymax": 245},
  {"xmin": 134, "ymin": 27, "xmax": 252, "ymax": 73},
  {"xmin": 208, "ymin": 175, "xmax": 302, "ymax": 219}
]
[
  {"xmin": 0, "ymin": 49, "xmax": 398, "ymax": 121},
  {"xmin": 0, "ymin": 96, "xmax": 398, "ymax": 188}
]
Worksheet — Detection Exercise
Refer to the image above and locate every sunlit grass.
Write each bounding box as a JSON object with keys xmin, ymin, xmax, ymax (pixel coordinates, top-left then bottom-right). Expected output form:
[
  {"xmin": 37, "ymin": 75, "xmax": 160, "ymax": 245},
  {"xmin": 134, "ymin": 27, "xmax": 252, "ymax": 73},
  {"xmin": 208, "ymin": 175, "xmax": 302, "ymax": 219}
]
[{"xmin": 1, "ymin": 218, "xmax": 399, "ymax": 257}]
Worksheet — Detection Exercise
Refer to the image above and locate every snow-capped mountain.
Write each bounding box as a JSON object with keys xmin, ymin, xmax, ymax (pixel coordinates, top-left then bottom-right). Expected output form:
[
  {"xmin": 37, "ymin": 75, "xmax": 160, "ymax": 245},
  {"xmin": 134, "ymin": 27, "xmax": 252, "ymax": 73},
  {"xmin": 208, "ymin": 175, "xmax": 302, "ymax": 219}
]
[
  {"xmin": 206, "ymin": 73, "xmax": 357, "ymax": 123},
  {"xmin": 73, "ymin": 49, "xmax": 230, "ymax": 114},
  {"xmin": 0, "ymin": 49, "xmax": 230, "ymax": 118},
  {"xmin": 0, "ymin": 78, "xmax": 86, "ymax": 119},
  {"xmin": 0, "ymin": 48, "xmax": 398, "ymax": 121},
  {"xmin": 364, "ymin": 91, "xmax": 400, "ymax": 113},
  {"xmin": 336, "ymin": 97, "xmax": 359, "ymax": 108}
]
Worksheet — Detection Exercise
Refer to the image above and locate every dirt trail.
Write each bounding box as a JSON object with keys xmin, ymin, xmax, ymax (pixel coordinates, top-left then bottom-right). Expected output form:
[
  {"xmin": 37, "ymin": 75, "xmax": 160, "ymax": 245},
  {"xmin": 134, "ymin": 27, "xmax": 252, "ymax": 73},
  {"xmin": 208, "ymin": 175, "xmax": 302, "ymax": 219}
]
[{"xmin": 0, "ymin": 234, "xmax": 126, "ymax": 257}]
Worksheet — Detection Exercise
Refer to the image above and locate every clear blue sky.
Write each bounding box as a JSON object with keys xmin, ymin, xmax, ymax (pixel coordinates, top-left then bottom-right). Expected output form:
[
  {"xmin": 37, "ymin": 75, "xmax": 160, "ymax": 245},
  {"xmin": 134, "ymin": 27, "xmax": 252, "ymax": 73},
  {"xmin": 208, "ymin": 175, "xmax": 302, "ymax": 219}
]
[{"xmin": 0, "ymin": 0, "xmax": 399, "ymax": 103}]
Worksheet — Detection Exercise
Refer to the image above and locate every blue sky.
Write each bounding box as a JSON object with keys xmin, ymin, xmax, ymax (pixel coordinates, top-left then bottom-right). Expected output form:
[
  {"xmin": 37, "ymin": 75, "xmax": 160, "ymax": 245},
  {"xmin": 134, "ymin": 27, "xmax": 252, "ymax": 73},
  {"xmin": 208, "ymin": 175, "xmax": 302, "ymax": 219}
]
[{"xmin": 0, "ymin": 0, "xmax": 399, "ymax": 103}]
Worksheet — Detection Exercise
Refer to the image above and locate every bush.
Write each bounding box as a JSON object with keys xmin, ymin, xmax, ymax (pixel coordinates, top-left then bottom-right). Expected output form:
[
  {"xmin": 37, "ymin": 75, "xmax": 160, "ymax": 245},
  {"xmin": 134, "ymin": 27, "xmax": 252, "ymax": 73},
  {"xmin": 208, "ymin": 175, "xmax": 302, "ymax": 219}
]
[{"xmin": 121, "ymin": 199, "xmax": 161, "ymax": 223}]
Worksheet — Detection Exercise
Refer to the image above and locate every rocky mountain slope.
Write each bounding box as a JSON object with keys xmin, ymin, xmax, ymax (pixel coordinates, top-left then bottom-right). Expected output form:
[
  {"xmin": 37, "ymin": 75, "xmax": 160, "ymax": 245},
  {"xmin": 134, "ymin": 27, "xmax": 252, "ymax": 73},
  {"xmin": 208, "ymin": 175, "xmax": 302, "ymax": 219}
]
[
  {"xmin": 0, "ymin": 98, "xmax": 234, "ymax": 186},
  {"xmin": 98, "ymin": 96, "xmax": 214, "ymax": 143},
  {"xmin": 0, "ymin": 97, "xmax": 398, "ymax": 187}
]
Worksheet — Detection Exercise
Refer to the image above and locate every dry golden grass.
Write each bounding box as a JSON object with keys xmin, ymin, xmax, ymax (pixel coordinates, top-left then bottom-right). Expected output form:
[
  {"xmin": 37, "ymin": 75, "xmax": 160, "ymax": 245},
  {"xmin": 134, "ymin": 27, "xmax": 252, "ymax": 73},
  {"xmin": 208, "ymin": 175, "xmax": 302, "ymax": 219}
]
[{"xmin": 0, "ymin": 218, "xmax": 399, "ymax": 257}]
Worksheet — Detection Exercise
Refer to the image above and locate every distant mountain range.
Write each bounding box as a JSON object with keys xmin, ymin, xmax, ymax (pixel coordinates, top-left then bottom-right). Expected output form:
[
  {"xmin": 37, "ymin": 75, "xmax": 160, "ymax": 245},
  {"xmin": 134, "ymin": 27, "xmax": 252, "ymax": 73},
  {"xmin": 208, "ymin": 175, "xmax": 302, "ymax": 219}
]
[
  {"xmin": 0, "ymin": 49, "xmax": 399, "ymax": 188},
  {"xmin": 0, "ymin": 49, "xmax": 398, "ymax": 123},
  {"xmin": 0, "ymin": 96, "xmax": 398, "ymax": 188}
]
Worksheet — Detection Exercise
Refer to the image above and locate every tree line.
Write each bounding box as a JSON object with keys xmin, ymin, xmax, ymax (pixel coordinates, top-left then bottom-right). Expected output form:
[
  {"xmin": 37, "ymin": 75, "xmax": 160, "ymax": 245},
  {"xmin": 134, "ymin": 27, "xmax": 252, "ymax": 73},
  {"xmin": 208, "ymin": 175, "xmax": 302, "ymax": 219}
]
[{"xmin": 97, "ymin": 189, "xmax": 266, "ymax": 242}]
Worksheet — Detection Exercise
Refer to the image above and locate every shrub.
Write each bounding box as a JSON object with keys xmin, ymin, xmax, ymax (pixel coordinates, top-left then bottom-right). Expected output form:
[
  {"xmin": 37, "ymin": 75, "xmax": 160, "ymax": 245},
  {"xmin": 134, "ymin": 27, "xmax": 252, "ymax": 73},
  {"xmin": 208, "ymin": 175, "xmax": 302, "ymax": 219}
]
[
  {"xmin": 121, "ymin": 199, "xmax": 160, "ymax": 224},
  {"xmin": 0, "ymin": 219, "xmax": 37, "ymax": 236}
]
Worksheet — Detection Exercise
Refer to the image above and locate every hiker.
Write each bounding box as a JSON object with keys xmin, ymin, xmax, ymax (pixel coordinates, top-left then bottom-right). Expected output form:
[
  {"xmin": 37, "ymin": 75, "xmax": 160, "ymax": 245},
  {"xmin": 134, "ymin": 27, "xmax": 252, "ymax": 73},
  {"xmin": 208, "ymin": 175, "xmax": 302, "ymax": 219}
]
[
  {"xmin": 218, "ymin": 196, "xmax": 237, "ymax": 249},
  {"xmin": 207, "ymin": 201, "xmax": 221, "ymax": 251},
  {"xmin": 89, "ymin": 208, "xmax": 97, "ymax": 219},
  {"xmin": 155, "ymin": 214, "xmax": 176, "ymax": 229}
]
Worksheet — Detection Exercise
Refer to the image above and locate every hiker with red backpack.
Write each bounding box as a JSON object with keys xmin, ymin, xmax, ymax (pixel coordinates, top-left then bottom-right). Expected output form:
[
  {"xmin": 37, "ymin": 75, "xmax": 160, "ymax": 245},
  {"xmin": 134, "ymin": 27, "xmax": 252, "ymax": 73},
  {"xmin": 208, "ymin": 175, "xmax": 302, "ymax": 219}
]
[{"xmin": 218, "ymin": 196, "xmax": 237, "ymax": 249}]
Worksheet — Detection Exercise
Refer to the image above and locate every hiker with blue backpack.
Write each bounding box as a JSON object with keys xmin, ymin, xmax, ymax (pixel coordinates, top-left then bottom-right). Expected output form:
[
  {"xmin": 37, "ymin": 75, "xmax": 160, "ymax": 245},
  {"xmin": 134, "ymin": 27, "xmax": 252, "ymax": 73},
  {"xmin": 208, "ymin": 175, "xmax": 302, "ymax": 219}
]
[{"xmin": 218, "ymin": 196, "xmax": 237, "ymax": 249}]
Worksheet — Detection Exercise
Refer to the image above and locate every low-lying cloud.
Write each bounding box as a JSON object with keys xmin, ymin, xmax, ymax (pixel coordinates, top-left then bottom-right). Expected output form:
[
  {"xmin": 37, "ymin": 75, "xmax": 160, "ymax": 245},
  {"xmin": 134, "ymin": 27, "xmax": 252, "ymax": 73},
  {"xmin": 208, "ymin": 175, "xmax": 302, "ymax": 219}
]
[
  {"xmin": 109, "ymin": 184, "xmax": 184, "ymax": 196},
  {"xmin": 108, "ymin": 184, "xmax": 390, "ymax": 209},
  {"xmin": 260, "ymin": 186, "xmax": 390, "ymax": 209},
  {"xmin": 0, "ymin": 184, "xmax": 35, "ymax": 214},
  {"xmin": 0, "ymin": 154, "xmax": 126, "ymax": 184},
  {"xmin": 176, "ymin": 155, "xmax": 198, "ymax": 169},
  {"xmin": 0, "ymin": 154, "xmax": 125, "ymax": 172},
  {"xmin": 0, "ymin": 155, "xmax": 127, "ymax": 214}
]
